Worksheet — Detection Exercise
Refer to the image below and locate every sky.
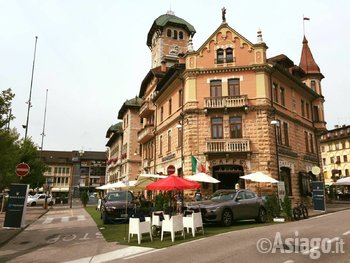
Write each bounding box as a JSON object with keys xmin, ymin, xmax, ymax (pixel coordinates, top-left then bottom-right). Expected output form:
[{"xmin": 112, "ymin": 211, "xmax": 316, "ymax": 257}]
[{"xmin": 1, "ymin": 0, "xmax": 349, "ymax": 152}]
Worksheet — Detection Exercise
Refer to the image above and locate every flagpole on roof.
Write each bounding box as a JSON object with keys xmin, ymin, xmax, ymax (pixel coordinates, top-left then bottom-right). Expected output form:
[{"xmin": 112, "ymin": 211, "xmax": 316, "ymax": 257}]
[{"xmin": 303, "ymin": 15, "xmax": 310, "ymax": 36}]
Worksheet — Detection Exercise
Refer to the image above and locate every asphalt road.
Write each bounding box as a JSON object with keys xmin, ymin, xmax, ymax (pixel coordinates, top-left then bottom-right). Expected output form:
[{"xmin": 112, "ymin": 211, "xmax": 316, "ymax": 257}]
[{"xmin": 1, "ymin": 207, "xmax": 349, "ymax": 263}]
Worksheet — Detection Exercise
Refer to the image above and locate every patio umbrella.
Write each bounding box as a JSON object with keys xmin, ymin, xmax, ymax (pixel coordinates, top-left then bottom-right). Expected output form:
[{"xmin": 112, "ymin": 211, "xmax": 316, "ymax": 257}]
[
  {"xmin": 240, "ymin": 171, "xmax": 279, "ymax": 183},
  {"xmin": 184, "ymin": 173, "xmax": 220, "ymax": 183},
  {"xmin": 146, "ymin": 175, "xmax": 200, "ymax": 191},
  {"xmin": 138, "ymin": 173, "xmax": 167, "ymax": 179},
  {"xmin": 333, "ymin": 177, "xmax": 350, "ymax": 186},
  {"xmin": 96, "ymin": 183, "xmax": 114, "ymax": 190}
]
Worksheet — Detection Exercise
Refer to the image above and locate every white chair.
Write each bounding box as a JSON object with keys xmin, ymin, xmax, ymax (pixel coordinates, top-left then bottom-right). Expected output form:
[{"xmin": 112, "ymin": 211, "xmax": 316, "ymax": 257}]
[
  {"xmin": 128, "ymin": 217, "xmax": 152, "ymax": 245},
  {"xmin": 151, "ymin": 211, "xmax": 164, "ymax": 228},
  {"xmin": 161, "ymin": 214, "xmax": 185, "ymax": 242},
  {"xmin": 183, "ymin": 212, "xmax": 204, "ymax": 237}
]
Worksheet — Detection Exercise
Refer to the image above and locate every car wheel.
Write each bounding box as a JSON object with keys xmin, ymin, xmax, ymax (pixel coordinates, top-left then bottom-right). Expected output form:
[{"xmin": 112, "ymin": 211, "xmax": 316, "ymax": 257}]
[
  {"xmin": 256, "ymin": 208, "xmax": 267, "ymax": 223},
  {"xmin": 31, "ymin": 202, "xmax": 36, "ymax": 207},
  {"xmin": 221, "ymin": 209, "xmax": 233, "ymax": 227}
]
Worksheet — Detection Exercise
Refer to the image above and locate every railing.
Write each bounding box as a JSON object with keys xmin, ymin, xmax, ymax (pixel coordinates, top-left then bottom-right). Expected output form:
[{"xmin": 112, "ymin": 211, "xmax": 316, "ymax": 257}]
[
  {"xmin": 204, "ymin": 95, "xmax": 248, "ymax": 109},
  {"xmin": 139, "ymin": 100, "xmax": 156, "ymax": 117},
  {"xmin": 137, "ymin": 125, "xmax": 154, "ymax": 143},
  {"xmin": 206, "ymin": 138, "xmax": 250, "ymax": 153}
]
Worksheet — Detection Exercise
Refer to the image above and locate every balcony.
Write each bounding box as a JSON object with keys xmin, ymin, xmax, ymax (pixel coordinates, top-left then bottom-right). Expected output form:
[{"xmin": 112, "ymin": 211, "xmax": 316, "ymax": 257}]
[
  {"xmin": 204, "ymin": 95, "xmax": 248, "ymax": 109},
  {"xmin": 137, "ymin": 124, "xmax": 154, "ymax": 143},
  {"xmin": 205, "ymin": 138, "xmax": 250, "ymax": 153},
  {"xmin": 139, "ymin": 100, "xmax": 156, "ymax": 118}
]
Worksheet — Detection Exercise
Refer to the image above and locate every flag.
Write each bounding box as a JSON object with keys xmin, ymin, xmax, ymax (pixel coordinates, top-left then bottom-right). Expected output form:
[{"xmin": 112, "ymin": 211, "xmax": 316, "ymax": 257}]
[
  {"xmin": 191, "ymin": 155, "xmax": 206, "ymax": 173},
  {"xmin": 303, "ymin": 17, "xmax": 310, "ymax": 20}
]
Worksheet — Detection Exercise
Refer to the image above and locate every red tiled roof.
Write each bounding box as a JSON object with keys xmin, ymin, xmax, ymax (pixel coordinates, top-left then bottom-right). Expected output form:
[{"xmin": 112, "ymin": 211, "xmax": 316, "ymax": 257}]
[{"xmin": 299, "ymin": 36, "xmax": 321, "ymax": 74}]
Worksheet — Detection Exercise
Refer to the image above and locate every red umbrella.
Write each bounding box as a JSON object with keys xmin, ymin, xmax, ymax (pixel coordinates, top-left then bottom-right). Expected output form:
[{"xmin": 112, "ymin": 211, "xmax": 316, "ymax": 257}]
[{"xmin": 146, "ymin": 175, "xmax": 200, "ymax": 191}]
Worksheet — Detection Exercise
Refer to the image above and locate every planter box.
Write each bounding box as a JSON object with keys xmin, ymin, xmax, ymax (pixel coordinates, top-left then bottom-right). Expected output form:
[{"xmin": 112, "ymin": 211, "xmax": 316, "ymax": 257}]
[{"xmin": 273, "ymin": 218, "xmax": 285, "ymax": 223}]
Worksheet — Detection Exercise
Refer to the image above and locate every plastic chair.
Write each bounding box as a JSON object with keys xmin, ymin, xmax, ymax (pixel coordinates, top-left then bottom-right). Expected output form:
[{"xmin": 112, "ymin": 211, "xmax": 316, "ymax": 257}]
[
  {"xmin": 183, "ymin": 212, "xmax": 204, "ymax": 237},
  {"xmin": 128, "ymin": 217, "xmax": 152, "ymax": 245},
  {"xmin": 161, "ymin": 214, "xmax": 185, "ymax": 242},
  {"xmin": 151, "ymin": 211, "xmax": 164, "ymax": 228}
]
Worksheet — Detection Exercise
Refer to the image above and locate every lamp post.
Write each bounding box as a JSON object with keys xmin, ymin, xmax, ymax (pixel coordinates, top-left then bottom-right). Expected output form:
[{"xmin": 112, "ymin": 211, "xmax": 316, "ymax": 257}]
[
  {"xmin": 270, "ymin": 119, "xmax": 280, "ymax": 181},
  {"xmin": 176, "ymin": 117, "xmax": 184, "ymax": 177}
]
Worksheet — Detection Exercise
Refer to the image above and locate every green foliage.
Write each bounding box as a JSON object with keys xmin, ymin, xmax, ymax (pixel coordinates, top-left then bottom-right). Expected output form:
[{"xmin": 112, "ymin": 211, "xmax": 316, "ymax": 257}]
[
  {"xmin": 281, "ymin": 195, "xmax": 292, "ymax": 221},
  {"xmin": 265, "ymin": 194, "xmax": 280, "ymax": 220},
  {"xmin": 0, "ymin": 88, "xmax": 15, "ymax": 129},
  {"xmin": 80, "ymin": 190, "xmax": 89, "ymax": 207}
]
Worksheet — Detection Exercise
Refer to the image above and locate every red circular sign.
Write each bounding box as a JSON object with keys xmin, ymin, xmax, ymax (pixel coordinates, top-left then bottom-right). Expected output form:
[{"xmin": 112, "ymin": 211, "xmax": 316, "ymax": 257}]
[
  {"xmin": 15, "ymin": 163, "xmax": 30, "ymax": 177},
  {"xmin": 167, "ymin": 165, "xmax": 176, "ymax": 175}
]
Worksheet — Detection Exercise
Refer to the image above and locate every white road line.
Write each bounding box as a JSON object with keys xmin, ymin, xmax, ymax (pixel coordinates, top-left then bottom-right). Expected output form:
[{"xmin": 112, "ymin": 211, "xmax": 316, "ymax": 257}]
[
  {"xmin": 283, "ymin": 260, "xmax": 295, "ymax": 263},
  {"xmin": 42, "ymin": 217, "xmax": 54, "ymax": 224},
  {"xmin": 61, "ymin": 216, "xmax": 70, "ymax": 222},
  {"xmin": 77, "ymin": 215, "xmax": 85, "ymax": 221},
  {"xmin": 343, "ymin": 230, "xmax": 350, "ymax": 236},
  {"xmin": 62, "ymin": 247, "xmax": 154, "ymax": 263}
]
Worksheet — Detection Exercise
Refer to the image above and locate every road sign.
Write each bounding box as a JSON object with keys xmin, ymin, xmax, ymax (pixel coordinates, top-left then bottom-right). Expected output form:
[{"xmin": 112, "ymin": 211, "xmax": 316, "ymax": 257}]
[
  {"xmin": 15, "ymin": 163, "xmax": 30, "ymax": 177},
  {"xmin": 167, "ymin": 165, "xmax": 176, "ymax": 175}
]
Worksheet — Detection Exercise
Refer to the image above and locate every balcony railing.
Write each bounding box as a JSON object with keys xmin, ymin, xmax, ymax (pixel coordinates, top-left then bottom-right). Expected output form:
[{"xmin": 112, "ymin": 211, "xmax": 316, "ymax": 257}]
[
  {"xmin": 139, "ymin": 100, "xmax": 156, "ymax": 118},
  {"xmin": 137, "ymin": 125, "xmax": 154, "ymax": 143},
  {"xmin": 206, "ymin": 138, "xmax": 250, "ymax": 153},
  {"xmin": 204, "ymin": 95, "xmax": 248, "ymax": 109}
]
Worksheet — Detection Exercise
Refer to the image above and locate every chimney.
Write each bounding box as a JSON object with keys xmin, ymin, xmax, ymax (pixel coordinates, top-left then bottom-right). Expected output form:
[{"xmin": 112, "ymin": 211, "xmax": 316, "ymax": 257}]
[{"xmin": 161, "ymin": 60, "xmax": 167, "ymax": 72}]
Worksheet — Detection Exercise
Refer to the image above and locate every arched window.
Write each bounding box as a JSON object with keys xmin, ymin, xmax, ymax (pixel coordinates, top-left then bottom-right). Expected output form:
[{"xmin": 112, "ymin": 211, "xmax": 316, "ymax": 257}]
[
  {"xmin": 216, "ymin": 49, "xmax": 224, "ymax": 64},
  {"xmin": 173, "ymin": 30, "xmax": 178, "ymax": 39},
  {"xmin": 167, "ymin": 29, "xmax": 172, "ymax": 37},
  {"xmin": 179, "ymin": 31, "xmax": 184, "ymax": 39},
  {"xmin": 226, "ymin": 48, "xmax": 233, "ymax": 63}
]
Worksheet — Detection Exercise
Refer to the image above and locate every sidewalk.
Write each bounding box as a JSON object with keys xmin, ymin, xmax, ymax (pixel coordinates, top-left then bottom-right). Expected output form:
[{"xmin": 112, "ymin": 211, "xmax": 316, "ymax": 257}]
[{"xmin": 0, "ymin": 199, "xmax": 83, "ymax": 248}]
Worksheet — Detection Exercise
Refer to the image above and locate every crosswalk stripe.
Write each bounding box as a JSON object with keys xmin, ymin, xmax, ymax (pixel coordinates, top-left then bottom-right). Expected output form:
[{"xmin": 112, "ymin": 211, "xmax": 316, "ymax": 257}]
[
  {"xmin": 61, "ymin": 216, "xmax": 70, "ymax": 222},
  {"xmin": 77, "ymin": 215, "xmax": 85, "ymax": 221},
  {"xmin": 43, "ymin": 217, "xmax": 54, "ymax": 224}
]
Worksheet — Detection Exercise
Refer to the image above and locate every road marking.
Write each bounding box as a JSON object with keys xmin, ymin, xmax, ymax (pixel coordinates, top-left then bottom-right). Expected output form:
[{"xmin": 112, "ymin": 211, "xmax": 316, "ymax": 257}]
[
  {"xmin": 61, "ymin": 216, "xmax": 70, "ymax": 222},
  {"xmin": 283, "ymin": 260, "xmax": 295, "ymax": 263},
  {"xmin": 42, "ymin": 217, "xmax": 54, "ymax": 224},
  {"xmin": 62, "ymin": 247, "xmax": 154, "ymax": 263},
  {"xmin": 77, "ymin": 215, "xmax": 85, "ymax": 221},
  {"xmin": 343, "ymin": 230, "xmax": 350, "ymax": 236}
]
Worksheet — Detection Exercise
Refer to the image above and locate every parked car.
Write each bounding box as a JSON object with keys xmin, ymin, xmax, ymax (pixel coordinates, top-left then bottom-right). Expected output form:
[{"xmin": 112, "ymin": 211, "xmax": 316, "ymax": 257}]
[
  {"xmin": 27, "ymin": 193, "xmax": 54, "ymax": 206},
  {"xmin": 100, "ymin": 191, "xmax": 136, "ymax": 224},
  {"xmin": 187, "ymin": 189, "xmax": 266, "ymax": 227}
]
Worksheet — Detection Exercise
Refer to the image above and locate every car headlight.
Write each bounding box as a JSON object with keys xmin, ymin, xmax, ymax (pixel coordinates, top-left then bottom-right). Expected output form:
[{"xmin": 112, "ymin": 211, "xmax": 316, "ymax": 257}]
[
  {"xmin": 106, "ymin": 207, "xmax": 116, "ymax": 211},
  {"xmin": 206, "ymin": 207, "xmax": 220, "ymax": 213}
]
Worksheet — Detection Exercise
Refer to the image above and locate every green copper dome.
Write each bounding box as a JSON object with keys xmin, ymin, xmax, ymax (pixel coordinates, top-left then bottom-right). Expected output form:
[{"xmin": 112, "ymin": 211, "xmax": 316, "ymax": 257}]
[{"xmin": 147, "ymin": 12, "xmax": 196, "ymax": 47}]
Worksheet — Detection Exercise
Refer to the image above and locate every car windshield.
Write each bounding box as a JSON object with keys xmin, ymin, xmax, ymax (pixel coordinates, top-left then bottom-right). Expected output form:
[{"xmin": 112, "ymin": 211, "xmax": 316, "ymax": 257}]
[
  {"xmin": 106, "ymin": 192, "xmax": 132, "ymax": 202},
  {"xmin": 209, "ymin": 191, "xmax": 236, "ymax": 201}
]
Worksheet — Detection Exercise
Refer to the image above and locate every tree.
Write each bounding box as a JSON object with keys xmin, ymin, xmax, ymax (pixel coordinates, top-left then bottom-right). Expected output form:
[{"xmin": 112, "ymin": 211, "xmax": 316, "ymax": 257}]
[{"xmin": 0, "ymin": 88, "xmax": 15, "ymax": 129}]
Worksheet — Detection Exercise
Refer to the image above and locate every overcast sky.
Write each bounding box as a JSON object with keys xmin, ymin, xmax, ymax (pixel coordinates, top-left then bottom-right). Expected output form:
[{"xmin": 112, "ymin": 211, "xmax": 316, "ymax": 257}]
[{"xmin": 1, "ymin": 1, "xmax": 349, "ymax": 152}]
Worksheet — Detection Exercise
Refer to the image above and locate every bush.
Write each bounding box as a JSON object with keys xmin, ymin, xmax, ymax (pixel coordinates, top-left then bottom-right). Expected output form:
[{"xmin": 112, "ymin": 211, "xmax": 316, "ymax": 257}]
[
  {"xmin": 281, "ymin": 195, "xmax": 292, "ymax": 221},
  {"xmin": 265, "ymin": 194, "xmax": 280, "ymax": 221}
]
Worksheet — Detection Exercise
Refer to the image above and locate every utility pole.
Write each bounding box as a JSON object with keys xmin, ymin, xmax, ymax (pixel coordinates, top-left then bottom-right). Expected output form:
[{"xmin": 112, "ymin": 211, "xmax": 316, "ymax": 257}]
[{"xmin": 24, "ymin": 36, "xmax": 38, "ymax": 141}]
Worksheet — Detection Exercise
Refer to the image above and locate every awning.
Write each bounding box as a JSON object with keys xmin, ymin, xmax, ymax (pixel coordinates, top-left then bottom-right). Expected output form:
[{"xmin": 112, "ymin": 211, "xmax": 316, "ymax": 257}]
[{"xmin": 51, "ymin": 187, "xmax": 69, "ymax": 192}]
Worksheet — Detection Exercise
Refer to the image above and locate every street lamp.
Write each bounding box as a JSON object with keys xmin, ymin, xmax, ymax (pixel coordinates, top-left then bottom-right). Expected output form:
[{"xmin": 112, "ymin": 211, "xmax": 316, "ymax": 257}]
[
  {"xmin": 270, "ymin": 119, "xmax": 281, "ymax": 181},
  {"xmin": 177, "ymin": 119, "xmax": 184, "ymax": 177}
]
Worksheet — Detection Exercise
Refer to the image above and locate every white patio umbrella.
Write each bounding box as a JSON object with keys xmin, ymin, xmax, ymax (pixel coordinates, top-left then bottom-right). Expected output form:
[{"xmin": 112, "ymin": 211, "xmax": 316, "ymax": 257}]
[
  {"xmin": 185, "ymin": 173, "xmax": 220, "ymax": 183},
  {"xmin": 138, "ymin": 173, "xmax": 167, "ymax": 179},
  {"xmin": 96, "ymin": 183, "xmax": 114, "ymax": 190},
  {"xmin": 240, "ymin": 171, "xmax": 279, "ymax": 183},
  {"xmin": 333, "ymin": 177, "xmax": 350, "ymax": 186}
]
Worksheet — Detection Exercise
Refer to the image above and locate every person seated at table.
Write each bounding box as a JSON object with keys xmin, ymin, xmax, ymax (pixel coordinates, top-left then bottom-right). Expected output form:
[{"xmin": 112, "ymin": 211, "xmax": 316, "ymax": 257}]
[{"xmin": 194, "ymin": 189, "xmax": 202, "ymax": 201}]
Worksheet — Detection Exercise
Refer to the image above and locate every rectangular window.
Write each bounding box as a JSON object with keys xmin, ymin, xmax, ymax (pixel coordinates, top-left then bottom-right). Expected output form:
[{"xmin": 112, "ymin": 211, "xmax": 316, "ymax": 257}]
[
  {"xmin": 211, "ymin": 117, "xmax": 223, "ymax": 139},
  {"xmin": 167, "ymin": 130, "xmax": 171, "ymax": 152},
  {"xmin": 309, "ymin": 133, "xmax": 314, "ymax": 153},
  {"xmin": 229, "ymin": 117, "xmax": 242, "ymax": 138},
  {"xmin": 276, "ymin": 120, "xmax": 282, "ymax": 144},
  {"xmin": 336, "ymin": 156, "xmax": 341, "ymax": 164},
  {"xmin": 330, "ymin": 157, "xmax": 334, "ymax": 164},
  {"xmin": 321, "ymin": 146, "xmax": 325, "ymax": 152},
  {"xmin": 160, "ymin": 106, "xmax": 164, "ymax": 122},
  {"xmin": 178, "ymin": 127, "xmax": 183, "ymax": 147},
  {"xmin": 228, "ymin": 79, "xmax": 240, "ymax": 96},
  {"xmin": 210, "ymin": 80, "xmax": 222, "ymax": 97},
  {"xmin": 283, "ymin": 122, "xmax": 289, "ymax": 146},
  {"xmin": 344, "ymin": 155, "xmax": 348, "ymax": 163},
  {"xmin": 179, "ymin": 89, "xmax": 183, "ymax": 108},
  {"xmin": 280, "ymin": 87, "xmax": 285, "ymax": 106},
  {"xmin": 306, "ymin": 103, "xmax": 310, "ymax": 119},
  {"xmin": 301, "ymin": 100, "xmax": 305, "ymax": 117},
  {"xmin": 322, "ymin": 158, "xmax": 326, "ymax": 166},
  {"xmin": 159, "ymin": 135, "xmax": 163, "ymax": 155},
  {"xmin": 273, "ymin": 82, "xmax": 278, "ymax": 103},
  {"xmin": 168, "ymin": 99, "xmax": 172, "ymax": 115},
  {"xmin": 313, "ymin": 106, "xmax": 320, "ymax": 121},
  {"xmin": 304, "ymin": 131, "xmax": 309, "ymax": 152},
  {"xmin": 311, "ymin": 80, "xmax": 316, "ymax": 92}
]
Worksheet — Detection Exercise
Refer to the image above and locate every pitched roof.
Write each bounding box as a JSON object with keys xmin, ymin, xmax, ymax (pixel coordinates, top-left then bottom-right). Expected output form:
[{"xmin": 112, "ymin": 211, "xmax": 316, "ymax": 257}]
[
  {"xmin": 117, "ymin": 97, "xmax": 143, "ymax": 119},
  {"xmin": 147, "ymin": 12, "xmax": 196, "ymax": 47},
  {"xmin": 138, "ymin": 66, "xmax": 166, "ymax": 98},
  {"xmin": 105, "ymin": 122, "xmax": 123, "ymax": 138},
  {"xmin": 299, "ymin": 36, "xmax": 322, "ymax": 76}
]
